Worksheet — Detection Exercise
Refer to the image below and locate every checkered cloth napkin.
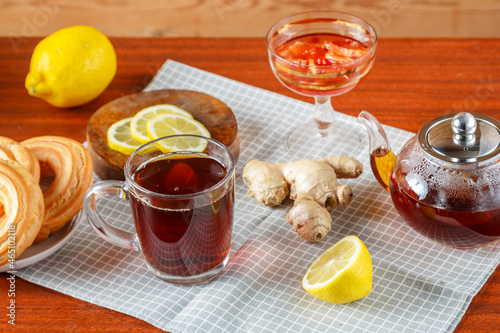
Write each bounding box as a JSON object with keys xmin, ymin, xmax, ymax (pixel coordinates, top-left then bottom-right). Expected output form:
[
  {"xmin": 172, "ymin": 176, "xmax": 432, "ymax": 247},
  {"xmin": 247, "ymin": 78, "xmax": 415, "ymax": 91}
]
[{"xmin": 17, "ymin": 60, "xmax": 500, "ymax": 333}]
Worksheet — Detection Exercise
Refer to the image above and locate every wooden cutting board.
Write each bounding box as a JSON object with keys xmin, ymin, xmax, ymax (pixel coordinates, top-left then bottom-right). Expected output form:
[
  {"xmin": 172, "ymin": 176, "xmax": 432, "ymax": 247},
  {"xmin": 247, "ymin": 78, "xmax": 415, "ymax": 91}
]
[{"xmin": 86, "ymin": 89, "xmax": 239, "ymax": 180}]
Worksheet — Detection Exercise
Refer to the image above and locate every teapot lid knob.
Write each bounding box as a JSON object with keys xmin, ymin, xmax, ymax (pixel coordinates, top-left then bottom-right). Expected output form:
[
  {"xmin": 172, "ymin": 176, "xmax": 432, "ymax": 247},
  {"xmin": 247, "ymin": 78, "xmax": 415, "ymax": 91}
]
[
  {"xmin": 452, "ymin": 112, "xmax": 477, "ymax": 146},
  {"xmin": 418, "ymin": 112, "xmax": 500, "ymax": 163}
]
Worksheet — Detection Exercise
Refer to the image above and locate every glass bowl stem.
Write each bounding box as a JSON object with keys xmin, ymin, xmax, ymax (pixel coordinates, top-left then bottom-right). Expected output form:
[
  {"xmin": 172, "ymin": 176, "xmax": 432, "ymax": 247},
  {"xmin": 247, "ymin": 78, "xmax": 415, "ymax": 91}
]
[{"xmin": 313, "ymin": 96, "xmax": 335, "ymax": 137}]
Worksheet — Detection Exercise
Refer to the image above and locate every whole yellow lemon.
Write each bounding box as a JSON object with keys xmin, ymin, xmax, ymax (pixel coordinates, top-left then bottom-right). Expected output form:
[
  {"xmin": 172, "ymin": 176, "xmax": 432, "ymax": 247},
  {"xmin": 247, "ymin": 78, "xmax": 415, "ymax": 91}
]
[{"xmin": 25, "ymin": 25, "xmax": 117, "ymax": 108}]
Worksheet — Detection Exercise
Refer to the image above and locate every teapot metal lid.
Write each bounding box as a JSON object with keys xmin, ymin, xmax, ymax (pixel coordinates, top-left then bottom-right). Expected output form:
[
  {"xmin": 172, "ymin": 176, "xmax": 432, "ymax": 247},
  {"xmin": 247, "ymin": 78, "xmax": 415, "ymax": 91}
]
[{"xmin": 418, "ymin": 112, "xmax": 500, "ymax": 163}]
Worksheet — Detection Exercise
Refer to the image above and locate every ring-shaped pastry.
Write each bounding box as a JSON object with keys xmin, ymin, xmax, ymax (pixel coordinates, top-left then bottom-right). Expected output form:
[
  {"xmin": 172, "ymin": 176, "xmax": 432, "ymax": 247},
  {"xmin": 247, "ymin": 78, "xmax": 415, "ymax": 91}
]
[
  {"xmin": 0, "ymin": 136, "xmax": 40, "ymax": 217},
  {"xmin": 22, "ymin": 136, "xmax": 93, "ymax": 242},
  {"xmin": 0, "ymin": 136, "xmax": 40, "ymax": 182},
  {"xmin": 0, "ymin": 160, "xmax": 44, "ymax": 265}
]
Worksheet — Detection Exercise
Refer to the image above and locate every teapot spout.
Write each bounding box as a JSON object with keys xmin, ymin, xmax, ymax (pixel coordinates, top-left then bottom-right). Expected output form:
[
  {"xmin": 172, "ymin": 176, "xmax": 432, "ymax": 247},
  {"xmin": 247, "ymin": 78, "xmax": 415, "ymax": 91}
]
[{"xmin": 357, "ymin": 111, "xmax": 397, "ymax": 192}]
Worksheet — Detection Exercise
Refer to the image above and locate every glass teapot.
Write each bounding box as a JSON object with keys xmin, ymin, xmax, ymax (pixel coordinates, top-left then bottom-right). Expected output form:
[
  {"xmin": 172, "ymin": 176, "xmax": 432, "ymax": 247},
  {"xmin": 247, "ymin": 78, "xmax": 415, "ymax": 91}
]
[{"xmin": 358, "ymin": 111, "xmax": 500, "ymax": 248}]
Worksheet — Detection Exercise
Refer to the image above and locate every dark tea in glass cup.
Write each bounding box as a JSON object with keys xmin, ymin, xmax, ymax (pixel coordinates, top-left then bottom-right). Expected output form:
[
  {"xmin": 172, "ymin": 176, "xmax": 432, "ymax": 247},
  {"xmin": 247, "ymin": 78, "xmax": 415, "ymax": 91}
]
[{"xmin": 84, "ymin": 135, "xmax": 235, "ymax": 285}]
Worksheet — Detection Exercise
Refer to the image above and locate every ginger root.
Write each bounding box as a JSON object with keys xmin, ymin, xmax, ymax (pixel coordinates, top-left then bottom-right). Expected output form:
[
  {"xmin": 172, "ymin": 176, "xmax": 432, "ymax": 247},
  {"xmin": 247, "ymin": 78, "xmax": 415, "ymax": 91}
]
[{"xmin": 243, "ymin": 156, "xmax": 363, "ymax": 242}]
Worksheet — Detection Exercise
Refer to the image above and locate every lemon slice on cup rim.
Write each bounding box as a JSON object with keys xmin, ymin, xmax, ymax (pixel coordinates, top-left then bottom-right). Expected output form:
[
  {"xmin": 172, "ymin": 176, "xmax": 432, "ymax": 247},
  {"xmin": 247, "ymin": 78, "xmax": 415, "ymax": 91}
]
[
  {"xmin": 302, "ymin": 235, "xmax": 373, "ymax": 304},
  {"xmin": 107, "ymin": 117, "xmax": 143, "ymax": 155},
  {"xmin": 130, "ymin": 104, "xmax": 194, "ymax": 144},
  {"xmin": 146, "ymin": 113, "xmax": 211, "ymax": 153}
]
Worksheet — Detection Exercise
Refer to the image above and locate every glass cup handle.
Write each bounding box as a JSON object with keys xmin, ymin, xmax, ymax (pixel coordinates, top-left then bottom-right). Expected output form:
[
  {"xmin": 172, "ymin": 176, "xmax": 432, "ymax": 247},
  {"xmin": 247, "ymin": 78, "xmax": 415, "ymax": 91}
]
[{"xmin": 83, "ymin": 180, "xmax": 139, "ymax": 251}]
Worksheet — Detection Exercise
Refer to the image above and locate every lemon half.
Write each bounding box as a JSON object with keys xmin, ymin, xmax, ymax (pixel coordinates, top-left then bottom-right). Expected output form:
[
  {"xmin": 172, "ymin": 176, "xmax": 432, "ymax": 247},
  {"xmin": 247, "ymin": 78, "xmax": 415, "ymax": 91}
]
[
  {"xmin": 130, "ymin": 104, "xmax": 194, "ymax": 143},
  {"xmin": 302, "ymin": 235, "xmax": 373, "ymax": 304}
]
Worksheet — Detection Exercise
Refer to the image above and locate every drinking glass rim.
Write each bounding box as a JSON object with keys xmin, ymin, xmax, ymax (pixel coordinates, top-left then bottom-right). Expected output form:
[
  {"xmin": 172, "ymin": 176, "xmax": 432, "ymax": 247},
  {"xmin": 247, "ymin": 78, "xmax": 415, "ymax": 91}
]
[
  {"xmin": 124, "ymin": 134, "xmax": 235, "ymax": 199},
  {"xmin": 265, "ymin": 10, "xmax": 378, "ymax": 69}
]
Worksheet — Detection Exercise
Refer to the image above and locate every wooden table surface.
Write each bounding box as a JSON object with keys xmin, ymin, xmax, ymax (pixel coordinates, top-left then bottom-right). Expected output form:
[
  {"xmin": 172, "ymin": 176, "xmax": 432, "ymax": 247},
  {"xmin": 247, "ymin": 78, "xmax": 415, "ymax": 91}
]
[{"xmin": 0, "ymin": 37, "xmax": 499, "ymax": 332}]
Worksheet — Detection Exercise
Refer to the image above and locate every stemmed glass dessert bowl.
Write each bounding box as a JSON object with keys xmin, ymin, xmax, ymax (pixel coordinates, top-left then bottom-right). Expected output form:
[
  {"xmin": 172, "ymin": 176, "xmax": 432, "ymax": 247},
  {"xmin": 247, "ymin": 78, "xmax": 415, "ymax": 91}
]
[{"xmin": 266, "ymin": 10, "xmax": 377, "ymax": 158}]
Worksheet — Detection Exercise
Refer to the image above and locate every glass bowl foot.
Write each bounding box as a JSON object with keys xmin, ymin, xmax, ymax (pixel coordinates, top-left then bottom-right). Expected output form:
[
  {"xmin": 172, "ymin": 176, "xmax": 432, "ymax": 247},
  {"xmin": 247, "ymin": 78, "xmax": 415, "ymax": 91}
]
[{"xmin": 285, "ymin": 119, "xmax": 364, "ymax": 159}]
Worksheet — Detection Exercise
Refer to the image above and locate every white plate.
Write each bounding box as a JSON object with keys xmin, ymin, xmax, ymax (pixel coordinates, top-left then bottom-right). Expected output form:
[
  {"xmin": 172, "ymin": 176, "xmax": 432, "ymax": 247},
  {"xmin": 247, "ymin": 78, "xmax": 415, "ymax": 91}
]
[{"xmin": 0, "ymin": 210, "xmax": 83, "ymax": 272}]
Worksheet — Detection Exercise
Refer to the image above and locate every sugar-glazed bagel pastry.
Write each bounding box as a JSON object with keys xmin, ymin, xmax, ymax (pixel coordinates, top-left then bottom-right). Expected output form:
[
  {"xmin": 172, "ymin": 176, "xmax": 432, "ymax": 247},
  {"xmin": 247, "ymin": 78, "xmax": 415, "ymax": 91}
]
[
  {"xmin": 22, "ymin": 136, "xmax": 93, "ymax": 242},
  {"xmin": 0, "ymin": 160, "xmax": 44, "ymax": 265}
]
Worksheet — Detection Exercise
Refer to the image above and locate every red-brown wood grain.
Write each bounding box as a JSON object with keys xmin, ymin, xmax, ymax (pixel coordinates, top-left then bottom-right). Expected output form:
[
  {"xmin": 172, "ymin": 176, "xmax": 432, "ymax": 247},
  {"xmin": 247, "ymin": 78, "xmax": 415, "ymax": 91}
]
[{"xmin": 0, "ymin": 37, "xmax": 499, "ymax": 332}]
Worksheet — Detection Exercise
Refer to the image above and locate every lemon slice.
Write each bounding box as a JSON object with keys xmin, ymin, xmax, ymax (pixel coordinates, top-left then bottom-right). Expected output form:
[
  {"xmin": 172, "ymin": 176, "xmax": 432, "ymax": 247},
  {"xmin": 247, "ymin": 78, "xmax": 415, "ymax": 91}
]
[
  {"xmin": 130, "ymin": 104, "xmax": 194, "ymax": 143},
  {"xmin": 302, "ymin": 235, "xmax": 372, "ymax": 304},
  {"xmin": 146, "ymin": 113, "xmax": 211, "ymax": 152},
  {"xmin": 107, "ymin": 117, "xmax": 143, "ymax": 155}
]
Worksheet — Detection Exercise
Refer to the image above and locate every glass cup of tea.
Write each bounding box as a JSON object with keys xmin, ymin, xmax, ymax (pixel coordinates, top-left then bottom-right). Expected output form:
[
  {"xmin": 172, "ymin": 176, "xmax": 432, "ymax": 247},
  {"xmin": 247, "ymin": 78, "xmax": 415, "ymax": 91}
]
[{"xmin": 83, "ymin": 135, "xmax": 235, "ymax": 285}]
